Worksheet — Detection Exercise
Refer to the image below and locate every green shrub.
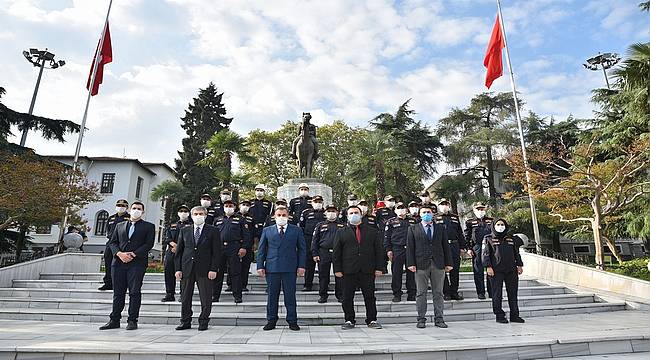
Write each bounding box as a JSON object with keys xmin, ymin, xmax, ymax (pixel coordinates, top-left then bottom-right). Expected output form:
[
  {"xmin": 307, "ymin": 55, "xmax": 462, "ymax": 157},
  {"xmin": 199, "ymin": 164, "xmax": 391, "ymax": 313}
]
[{"xmin": 607, "ymin": 258, "xmax": 650, "ymax": 281}]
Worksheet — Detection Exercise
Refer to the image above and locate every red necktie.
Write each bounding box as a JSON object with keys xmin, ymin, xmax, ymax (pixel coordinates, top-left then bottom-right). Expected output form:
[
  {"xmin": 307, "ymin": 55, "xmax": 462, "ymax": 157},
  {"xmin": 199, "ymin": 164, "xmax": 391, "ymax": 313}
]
[{"xmin": 355, "ymin": 226, "xmax": 361, "ymax": 244}]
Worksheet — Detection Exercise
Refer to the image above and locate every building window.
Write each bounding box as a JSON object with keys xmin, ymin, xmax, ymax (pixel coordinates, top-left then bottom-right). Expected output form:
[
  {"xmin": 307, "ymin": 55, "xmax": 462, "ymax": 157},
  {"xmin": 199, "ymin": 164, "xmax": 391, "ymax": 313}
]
[
  {"xmin": 35, "ymin": 225, "xmax": 52, "ymax": 234},
  {"xmin": 573, "ymin": 245, "xmax": 590, "ymax": 254},
  {"xmin": 100, "ymin": 173, "xmax": 115, "ymax": 194},
  {"xmin": 95, "ymin": 210, "xmax": 110, "ymax": 236},
  {"xmin": 135, "ymin": 177, "xmax": 144, "ymax": 199},
  {"xmin": 603, "ymin": 245, "xmax": 623, "ymax": 254}
]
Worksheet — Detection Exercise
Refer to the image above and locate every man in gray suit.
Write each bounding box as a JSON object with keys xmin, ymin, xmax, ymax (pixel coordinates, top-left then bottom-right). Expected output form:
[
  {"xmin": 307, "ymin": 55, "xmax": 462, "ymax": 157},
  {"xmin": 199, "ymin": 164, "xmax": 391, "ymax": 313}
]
[{"xmin": 406, "ymin": 205, "xmax": 453, "ymax": 329}]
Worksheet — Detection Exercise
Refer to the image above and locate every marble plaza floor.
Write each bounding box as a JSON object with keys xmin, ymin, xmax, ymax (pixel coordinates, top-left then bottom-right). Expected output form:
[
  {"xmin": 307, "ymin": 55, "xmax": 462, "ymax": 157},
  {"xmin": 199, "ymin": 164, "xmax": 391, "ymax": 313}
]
[{"xmin": 0, "ymin": 310, "xmax": 649, "ymax": 359}]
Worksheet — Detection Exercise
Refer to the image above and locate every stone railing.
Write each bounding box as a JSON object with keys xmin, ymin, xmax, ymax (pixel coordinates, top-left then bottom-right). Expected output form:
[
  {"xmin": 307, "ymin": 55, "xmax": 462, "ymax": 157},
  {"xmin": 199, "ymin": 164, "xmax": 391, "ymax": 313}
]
[
  {"xmin": 521, "ymin": 250, "xmax": 650, "ymax": 303},
  {"xmin": 0, "ymin": 252, "xmax": 102, "ymax": 288}
]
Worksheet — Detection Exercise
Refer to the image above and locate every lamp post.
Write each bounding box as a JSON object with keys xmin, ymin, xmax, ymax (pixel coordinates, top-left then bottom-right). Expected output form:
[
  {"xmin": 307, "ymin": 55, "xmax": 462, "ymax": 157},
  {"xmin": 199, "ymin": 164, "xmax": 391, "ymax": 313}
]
[
  {"xmin": 19, "ymin": 48, "xmax": 66, "ymax": 147},
  {"xmin": 582, "ymin": 52, "xmax": 621, "ymax": 90}
]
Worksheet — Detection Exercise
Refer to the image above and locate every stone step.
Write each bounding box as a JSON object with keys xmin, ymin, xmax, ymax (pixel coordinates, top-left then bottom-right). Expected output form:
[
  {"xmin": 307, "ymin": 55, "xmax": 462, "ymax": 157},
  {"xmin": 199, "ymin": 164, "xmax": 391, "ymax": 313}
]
[
  {"xmin": 0, "ymin": 293, "xmax": 597, "ymax": 313},
  {"xmin": 0, "ymin": 301, "xmax": 625, "ymax": 325},
  {"xmin": 39, "ymin": 271, "xmax": 481, "ymax": 282},
  {"xmin": 0, "ymin": 284, "xmax": 570, "ymax": 302},
  {"xmin": 14, "ymin": 278, "xmax": 541, "ymax": 290}
]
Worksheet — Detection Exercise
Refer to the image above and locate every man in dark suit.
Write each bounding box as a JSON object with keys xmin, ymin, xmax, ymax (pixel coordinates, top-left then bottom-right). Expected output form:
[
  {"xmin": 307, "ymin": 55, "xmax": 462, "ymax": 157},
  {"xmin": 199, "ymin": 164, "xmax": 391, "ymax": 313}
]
[
  {"xmin": 100, "ymin": 201, "xmax": 154, "ymax": 331},
  {"xmin": 406, "ymin": 205, "xmax": 453, "ymax": 329},
  {"xmin": 333, "ymin": 205, "xmax": 384, "ymax": 330},
  {"xmin": 174, "ymin": 206, "xmax": 222, "ymax": 331},
  {"xmin": 257, "ymin": 206, "xmax": 306, "ymax": 331}
]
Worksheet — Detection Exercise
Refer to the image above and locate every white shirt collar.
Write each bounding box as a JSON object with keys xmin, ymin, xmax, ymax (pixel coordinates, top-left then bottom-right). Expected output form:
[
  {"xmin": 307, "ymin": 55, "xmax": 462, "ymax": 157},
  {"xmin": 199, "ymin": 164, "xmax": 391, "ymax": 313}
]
[
  {"xmin": 276, "ymin": 223, "xmax": 287, "ymax": 232},
  {"xmin": 194, "ymin": 223, "xmax": 203, "ymax": 232}
]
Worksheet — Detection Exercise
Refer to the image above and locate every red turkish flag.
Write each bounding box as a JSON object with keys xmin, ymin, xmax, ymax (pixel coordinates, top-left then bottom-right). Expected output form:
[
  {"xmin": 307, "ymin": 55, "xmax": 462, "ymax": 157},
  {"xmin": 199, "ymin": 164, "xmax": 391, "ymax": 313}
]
[
  {"xmin": 483, "ymin": 15, "xmax": 504, "ymax": 89},
  {"xmin": 86, "ymin": 22, "xmax": 112, "ymax": 96}
]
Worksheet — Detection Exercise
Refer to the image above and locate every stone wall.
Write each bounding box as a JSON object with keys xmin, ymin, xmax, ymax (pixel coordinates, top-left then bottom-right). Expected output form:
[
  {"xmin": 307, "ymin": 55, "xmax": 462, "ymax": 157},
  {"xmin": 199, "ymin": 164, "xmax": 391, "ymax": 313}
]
[{"xmin": 0, "ymin": 253, "xmax": 102, "ymax": 288}]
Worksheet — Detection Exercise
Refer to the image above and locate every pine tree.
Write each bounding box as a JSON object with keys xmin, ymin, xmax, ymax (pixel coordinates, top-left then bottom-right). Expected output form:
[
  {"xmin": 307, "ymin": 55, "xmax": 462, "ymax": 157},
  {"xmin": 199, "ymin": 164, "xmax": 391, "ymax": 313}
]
[{"xmin": 174, "ymin": 83, "xmax": 232, "ymax": 204}]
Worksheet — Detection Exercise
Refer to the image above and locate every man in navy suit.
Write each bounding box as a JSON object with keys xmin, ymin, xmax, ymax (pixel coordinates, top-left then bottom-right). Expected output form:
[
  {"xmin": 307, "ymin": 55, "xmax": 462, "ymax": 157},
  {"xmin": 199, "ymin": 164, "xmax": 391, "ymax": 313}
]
[
  {"xmin": 100, "ymin": 201, "xmax": 155, "ymax": 331},
  {"xmin": 257, "ymin": 206, "xmax": 306, "ymax": 331}
]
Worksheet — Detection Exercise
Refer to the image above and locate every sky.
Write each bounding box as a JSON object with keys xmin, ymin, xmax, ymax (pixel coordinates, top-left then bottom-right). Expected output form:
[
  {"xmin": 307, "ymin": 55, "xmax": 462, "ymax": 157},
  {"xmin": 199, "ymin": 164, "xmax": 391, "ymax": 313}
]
[{"xmin": 1, "ymin": 0, "xmax": 648, "ymax": 169}]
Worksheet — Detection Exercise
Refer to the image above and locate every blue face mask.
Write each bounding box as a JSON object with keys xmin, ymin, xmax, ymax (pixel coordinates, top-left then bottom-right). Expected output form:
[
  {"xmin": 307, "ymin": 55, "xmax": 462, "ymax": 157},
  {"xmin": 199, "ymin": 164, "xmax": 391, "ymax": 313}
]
[
  {"xmin": 421, "ymin": 213, "xmax": 434, "ymax": 223},
  {"xmin": 348, "ymin": 213, "xmax": 362, "ymax": 225}
]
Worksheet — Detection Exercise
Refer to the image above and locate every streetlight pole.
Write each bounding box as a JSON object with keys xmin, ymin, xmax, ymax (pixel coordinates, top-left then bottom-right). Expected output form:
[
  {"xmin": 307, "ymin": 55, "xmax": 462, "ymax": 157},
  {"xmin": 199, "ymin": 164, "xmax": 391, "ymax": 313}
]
[
  {"xmin": 583, "ymin": 52, "xmax": 620, "ymax": 90},
  {"xmin": 19, "ymin": 48, "xmax": 66, "ymax": 147}
]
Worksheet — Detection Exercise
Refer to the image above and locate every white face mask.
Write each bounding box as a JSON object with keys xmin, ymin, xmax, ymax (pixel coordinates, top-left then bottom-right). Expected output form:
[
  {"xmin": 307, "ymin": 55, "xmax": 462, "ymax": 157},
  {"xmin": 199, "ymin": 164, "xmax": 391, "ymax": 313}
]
[
  {"xmin": 299, "ymin": 189, "xmax": 309, "ymax": 197},
  {"xmin": 200, "ymin": 199, "xmax": 211, "ymax": 207},
  {"xmin": 116, "ymin": 206, "xmax": 127, "ymax": 214},
  {"xmin": 359, "ymin": 205, "xmax": 368, "ymax": 215},
  {"xmin": 255, "ymin": 190, "xmax": 265, "ymax": 199},
  {"xmin": 347, "ymin": 200, "xmax": 358, "ymax": 207},
  {"xmin": 130, "ymin": 209, "xmax": 143, "ymax": 220},
  {"xmin": 473, "ymin": 209, "xmax": 486, "ymax": 219},
  {"xmin": 239, "ymin": 205, "xmax": 250, "ymax": 214},
  {"xmin": 494, "ymin": 224, "xmax": 506, "ymax": 233},
  {"xmin": 438, "ymin": 204, "xmax": 450, "ymax": 214},
  {"xmin": 220, "ymin": 194, "xmax": 231, "ymax": 202},
  {"xmin": 224, "ymin": 207, "xmax": 235, "ymax": 216},
  {"xmin": 385, "ymin": 201, "xmax": 395, "ymax": 208},
  {"xmin": 409, "ymin": 207, "xmax": 419, "ymax": 215},
  {"xmin": 395, "ymin": 208, "xmax": 407, "ymax": 217},
  {"xmin": 192, "ymin": 214, "xmax": 206, "ymax": 226},
  {"xmin": 420, "ymin": 196, "xmax": 429, "ymax": 203},
  {"xmin": 275, "ymin": 216, "xmax": 288, "ymax": 226},
  {"xmin": 312, "ymin": 202, "xmax": 323, "ymax": 210},
  {"xmin": 325, "ymin": 211, "xmax": 338, "ymax": 221},
  {"xmin": 178, "ymin": 212, "xmax": 189, "ymax": 221}
]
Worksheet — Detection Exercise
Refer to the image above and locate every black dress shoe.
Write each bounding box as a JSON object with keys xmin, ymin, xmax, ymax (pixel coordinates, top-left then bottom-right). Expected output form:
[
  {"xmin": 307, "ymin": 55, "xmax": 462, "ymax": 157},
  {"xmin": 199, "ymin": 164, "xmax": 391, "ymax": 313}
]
[
  {"xmin": 301, "ymin": 287, "xmax": 312, "ymax": 292},
  {"xmin": 126, "ymin": 321, "xmax": 138, "ymax": 330},
  {"xmin": 288, "ymin": 323, "xmax": 300, "ymax": 331},
  {"xmin": 161, "ymin": 295, "xmax": 175, "ymax": 302},
  {"xmin": 451, "ymin": 293, "xmax": 464, "ymax": 301},
  {"xmin": 175, "ymin": 323, "xmax": 191, "ymax": 330},
  {"xmin": 212, "ymin": 296, "xmax": 220, "ymax": 302},
  {"xmin": 416, "ymin": 321, "xmax": 426, "ymax": 329},
  {"xmin": 198, "ymin": 323, "xmax": 208, "ymax": 331},
  {"xmin": 317, "ymin": 297, "xmax": 327, "ymax": 303},
  {"xmin": 392, "ymin": 295, "xmax": 402, "ymax": 303},
  {"xmin": 434, "ymin": 321, "xmax": 448, "ymax": 328},
  {"xmin": 263, "ymin": 322, "xmax": 276, "ymax": 331},
  {"xmin": 242, "ymin": 288, "xmax": 250, "ymax": 292},
  {"xmin": 234, "ymin": 297, "xmax": 243, "ymax": 304},
  {"xmin": 477, "ymin": 293, "xmax": 486, "ymax": 300},
  {"xmin": 99, "ymin": 321, "xmax": 119, "ymax": 330},
  {"xmin": 407, "ymin": 295, "xmax": 416, "ymax": 302},
  {"xmin": 496, "ymin": 318, "xmax": 509, "ymax": 324},
  {"xmin": 97, "ymin": 284, "xmax": 112, "ymax": 291},
  {"xmin": 510, "ymin": 317, "xmax": 525, "ymax": 323},
  {"xmin": 443, "ymin": 295, "xmax": 452, "ymax": 301},
  {"xmin": 225, "ymin": 287, "xmax": 232, "ymax": 292}
]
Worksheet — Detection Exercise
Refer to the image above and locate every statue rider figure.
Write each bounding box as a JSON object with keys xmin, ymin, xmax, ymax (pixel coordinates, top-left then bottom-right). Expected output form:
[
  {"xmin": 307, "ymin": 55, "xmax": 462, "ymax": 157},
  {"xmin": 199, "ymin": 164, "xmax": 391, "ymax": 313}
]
[{"xmin": 292, "ymin": 112, "xmax": 319, "ymax": 162}]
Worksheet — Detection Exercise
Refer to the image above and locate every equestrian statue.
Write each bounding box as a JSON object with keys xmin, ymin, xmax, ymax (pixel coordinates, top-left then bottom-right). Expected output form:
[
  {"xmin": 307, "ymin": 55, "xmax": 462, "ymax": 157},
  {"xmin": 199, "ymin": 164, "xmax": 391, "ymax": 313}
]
[{"xmin": 291, "ymin": 112, "xmax": 319, "ymax": 178}]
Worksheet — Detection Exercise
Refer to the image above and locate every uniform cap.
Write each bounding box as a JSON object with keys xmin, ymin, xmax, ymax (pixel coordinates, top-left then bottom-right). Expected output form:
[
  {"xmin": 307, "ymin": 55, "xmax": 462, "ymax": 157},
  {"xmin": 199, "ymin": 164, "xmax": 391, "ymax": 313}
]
[
  {"xmin": 438, "ymin": 198, "xmax": 450, "ymax": 205},
  {"xmin": 200, "ymin": 193, "xmax": 212, "ymax": 199},
  {"xmin": 473, "ymin": 201, "xmax": 487, "ymax": 209},
  {"xmin": 223, "ymin": 199, "xmax": 235, "ymax": 205},
  {"xmin": 325, "ymin": 204, "xmax": 338, "ymax": 211},
  {"xmin": 220, "ymin": 189, "xmax": 231, "ymax": 195},
  {"xmin": 275, "ymin": 198, "xmax": 287, "ymax": 205},
  {"xmin": 383, "ymin": 195, "xmax": 395, "ymax": 201},
  {"xmin": 358, "ymin": 199, "xmax": 369, "ymax": 205},
  {"xmin": 116, "ymin": 199, "xmax": 129, "ymax": 206},
  {"xmin": 177, "ymin": 204, "xmax": 190, "ymax": 212},
  {"xmin": 395, "ymin": 202, "xmax": 407, "ymax": 209},
  {"xmin": 298, "ymin": 183, "xmax": 310, "ymax": 190},
  {"xmin": 240, "ymin": 200, "xmax": 251, "ymax": 206},
  {"xmin": 347, "ymin": 194, "xmax": 357, "ymax": 200},
  {"xmin": 419, "ymin": 190, "xmax": 430, "ymax": 197},
  {"xmin": 312, "ymin": 195, "xmax": 324, "ymax": 201},
  {"xmin": 254, "ymin": 184, "xmax": 265, "ymax": 191},
  {"xmin": 376, "ymin": 200, "xmax": 386, "ymax": 208},
  {"xmin": 408, "ymin": 201, "xmax": 419, "ymax": 207}
]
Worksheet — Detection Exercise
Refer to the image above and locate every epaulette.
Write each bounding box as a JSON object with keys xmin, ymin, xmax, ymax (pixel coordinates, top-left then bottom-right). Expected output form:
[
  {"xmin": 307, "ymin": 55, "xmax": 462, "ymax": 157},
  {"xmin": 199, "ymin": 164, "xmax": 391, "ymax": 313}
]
[
  {"xmin": 337, "ymin": 224, "xmax": 344, "ymax": 228},
  {"xmin": 367, "ymin": 215, "xmax": 376, "ymax": 220},
  {"xmin": 170, "ymin": 224, "xmax": 178, "ymax": 229},
  {"xmin": 109, "ymin": 215, "xmax": 116, "ymax": 220}
]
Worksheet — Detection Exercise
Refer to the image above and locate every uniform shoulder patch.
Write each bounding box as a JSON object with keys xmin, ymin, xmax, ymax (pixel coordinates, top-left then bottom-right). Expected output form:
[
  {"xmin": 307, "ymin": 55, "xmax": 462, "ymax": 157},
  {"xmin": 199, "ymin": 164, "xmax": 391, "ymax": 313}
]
[{"xmin": 337, "ymin": 224, "xmax": 344, "ymax": 228}]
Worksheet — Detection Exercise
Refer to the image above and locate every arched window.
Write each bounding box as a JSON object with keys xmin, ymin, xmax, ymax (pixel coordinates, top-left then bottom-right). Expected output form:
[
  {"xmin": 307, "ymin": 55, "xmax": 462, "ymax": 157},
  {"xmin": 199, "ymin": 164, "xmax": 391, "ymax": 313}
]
[{"xmin": 95, "ymin": 210, "xmax": 110, "ymax": 236}]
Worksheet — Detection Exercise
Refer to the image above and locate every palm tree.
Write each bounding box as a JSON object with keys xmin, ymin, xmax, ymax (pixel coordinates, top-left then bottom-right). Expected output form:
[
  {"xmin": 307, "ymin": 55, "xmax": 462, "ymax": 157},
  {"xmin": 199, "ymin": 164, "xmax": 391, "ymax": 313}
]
[
  {"xmin": 348, "ymin": 130, "xmax": 403, "ymax": 200},
  {"xmin": 613, "ymin": 43, "xmax": 650, "ymax": 91},
  {"xmin": 0, "ymin": 86, "xmax": 80, "ymax": 145},
  {"xmin": 200, "ymin": 129, "xmax": 253, "ymax": 189}
]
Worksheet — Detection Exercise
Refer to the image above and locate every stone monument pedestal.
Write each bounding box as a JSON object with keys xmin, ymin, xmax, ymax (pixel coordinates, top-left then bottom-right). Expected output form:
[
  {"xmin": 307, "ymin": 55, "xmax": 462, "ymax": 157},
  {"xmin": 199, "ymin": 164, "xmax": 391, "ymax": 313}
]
[{"xmin": 276, "ymin": 178, "xmax": 332, "ymax": 205}]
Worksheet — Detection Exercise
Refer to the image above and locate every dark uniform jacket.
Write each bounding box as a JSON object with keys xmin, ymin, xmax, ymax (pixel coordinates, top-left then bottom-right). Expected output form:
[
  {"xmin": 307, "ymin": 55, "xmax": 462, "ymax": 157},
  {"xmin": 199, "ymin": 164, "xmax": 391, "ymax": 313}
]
[
  {"xmin": 108, "ymin": 219, "xmax": 155, "ymax": 265},
  {"xmin": 311, "ymin": 220, "xmax": 343, "ymax": 257},
  {"xmin": 437, "ymin": 213, "xmax": 466, "ymax": 250},
  {"xmin": 250, "ymin": 198, "xmax": 273, "ymax": 238},
  {"xmin": 163, "ymin": 219, "xmax": 192, "ymax": 250},
  {"xmin": 482, "ymin": 219, "xmax": 524, "ymax": 273},
  {"xmin": 383, "ymin": 216, "xmax": 417, "ymax": 252},
  {"xmin": 214, "ymin": 214, "xmax": 252, "ymax": 254},
  {"xmin": 464, "ymin": 216, "xmax": 494, "ymax": 251},
  {"xmin": 289, "ymin": 196, "xmax": 312, "ymax": 221},
  {"xmin": 174, "ymin": 224, "xmax": 222, "ymax": 277},
  {"xmin": 362, "ymin": 214, "xmax": 378, "ymax": 228},
  {"xmin": 333, "ymin": 223, "xmax": 384, "ymax": 274},
  {"xmin": 106, "ymin": 212, "xmax": 130, "ymax": 243},
  {"xmin": 299, "ymin": 208, "xmax": 326, "ymax": 241},
  {"xmin": 237, "ymin": 212, "xmax": 255, "ymax": 250},
  {"xmin": 406, "ymin": 222, "xmax": 452, "ymax": 270},
  {"xmin": 376, "ymin": 207, "xmax": 396, "ymax": 230}
]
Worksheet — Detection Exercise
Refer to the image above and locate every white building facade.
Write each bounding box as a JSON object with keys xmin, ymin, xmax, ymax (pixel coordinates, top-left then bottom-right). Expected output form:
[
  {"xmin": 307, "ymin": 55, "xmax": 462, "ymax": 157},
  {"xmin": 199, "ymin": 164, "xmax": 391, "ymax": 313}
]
[{"xmin": 29, "ymin": 156, "xmax": 176, "ymax": 258}]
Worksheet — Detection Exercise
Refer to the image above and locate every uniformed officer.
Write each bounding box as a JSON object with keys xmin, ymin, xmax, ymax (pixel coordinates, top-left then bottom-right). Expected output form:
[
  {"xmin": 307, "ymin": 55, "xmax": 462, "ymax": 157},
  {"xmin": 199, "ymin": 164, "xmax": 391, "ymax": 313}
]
[
  {"xmin": 299, "ymin": 195, "xmax": 326, "ymax": 291},
  {"xmin": 384, "ymin": 202, "xmax": 417, "ymax": 302},
  {"xmin": 419, "ymin": 191, "xmax": 438, "ymax": 214},
  {"xmin": 250, "ymin": 184, "xmax": 273, "ymax": 250},
  {"xmin": 338, "ymin": 194, "xmax": 358, "ymax": 223},
  {"xmin": 161, "ymin": 205, "xmax": 192, "ymax": 302},
  {"xmin": 200, "ymin": 194, "xmax": 218, "ymax": 225},
  {"xmin": 358, "ymin": 199, "xmax": 378, "ymax": 228},
  {"xmin": 226, "ymin": 200, "xmax": 255, "ymax": 292},
  {"xmin": 265, "ymin": 199, "xmax": 295, "ymax": 226},
  {"xmin": 464, "ymin": 202, "xmax": 493, "ymax": 300},
  {"xmin": 376, "ymin": 195, "xmax": 397, "ymax": 230},
  {"xmin": 213, "ymin": 189, "xmax": 232, "ymax": 218},
  {"xmin": 312, "ymin": 204, "xmax": 343, "ymax": 303},
  {"xmin": 212, "ymin": 200, "xmax": 251, "ymax": 303},
  {"xmin": 481, "ymin": 218, "xmax": 525, "ymax": 324},
  {"xmin": 98, "ymin": 199, "xmax": 130, "ymax": 291},
  {"xmin": 407, "ymin": 201, "xmax": 420, "ymax": 222},
  {"xmin": 437, "ymin": 198, "xmax": 466, "ymax": 301},
  {"xmin": 289, "ymin": 183, "xmax": 312, "ymax": 219}
]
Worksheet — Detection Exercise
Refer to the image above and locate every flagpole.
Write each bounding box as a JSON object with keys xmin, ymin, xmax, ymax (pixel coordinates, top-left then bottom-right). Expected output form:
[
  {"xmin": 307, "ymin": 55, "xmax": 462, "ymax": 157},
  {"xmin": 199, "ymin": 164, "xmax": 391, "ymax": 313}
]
[
  {"xmin": 59, "ymin": 0, "xmax": 113, "ymax": 251},
  {"xmin": 496, "ymin": 0, "xmax": 542, "ymax": 252}
]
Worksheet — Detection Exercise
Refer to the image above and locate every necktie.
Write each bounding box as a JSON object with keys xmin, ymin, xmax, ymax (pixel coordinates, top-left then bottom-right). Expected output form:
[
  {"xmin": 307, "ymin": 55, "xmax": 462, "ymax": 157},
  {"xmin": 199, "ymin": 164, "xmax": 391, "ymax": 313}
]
[
  {"xmin": 355, "ymin": 226, "xmax": 361, "ymax": 244},
  {"xmin": 279, "ymin": 226, "xmax": 285, "ymax": 238},
  {"xmin": 426, "ymin": 225, "xmax": 432, "ymax": 241},
  {"xmin": 194, "ymin": 226, "xmax": 201, "ymax": 244},
  {"xmin": 128, "ymin": 222, "xmax": 135, "ymax": 239}
]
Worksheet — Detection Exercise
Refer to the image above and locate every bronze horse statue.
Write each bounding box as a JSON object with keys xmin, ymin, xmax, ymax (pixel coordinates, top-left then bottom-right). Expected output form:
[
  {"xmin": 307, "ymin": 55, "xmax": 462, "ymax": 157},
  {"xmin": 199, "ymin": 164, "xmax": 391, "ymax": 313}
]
[{"xmin": 291, "ymin": 112, "xmax": 319, "ymax": 178}]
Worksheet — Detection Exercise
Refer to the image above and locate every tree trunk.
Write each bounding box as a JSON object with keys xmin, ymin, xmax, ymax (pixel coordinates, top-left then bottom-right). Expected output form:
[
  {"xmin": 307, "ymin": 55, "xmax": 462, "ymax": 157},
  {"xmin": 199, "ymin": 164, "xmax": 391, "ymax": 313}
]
[
  {"xmin": 375, "ymin": 160, "xmax": 386, "ymax": 200},
  {"xmin": 485, "ymin": 144, "xmax": 498, "ymax": 204},
  {"xmin": 602, "ymin": 234, "xmax": 624, "ymax": 264},
  {"xmin": 15, "ymin": 226, "xmax": 27, "ymax": 264},
  {"xmin": 592, "ymin": 193, "xmax": 605, "ymax": 269}
]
